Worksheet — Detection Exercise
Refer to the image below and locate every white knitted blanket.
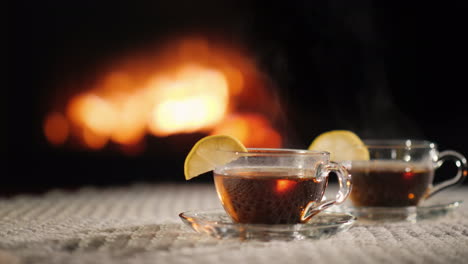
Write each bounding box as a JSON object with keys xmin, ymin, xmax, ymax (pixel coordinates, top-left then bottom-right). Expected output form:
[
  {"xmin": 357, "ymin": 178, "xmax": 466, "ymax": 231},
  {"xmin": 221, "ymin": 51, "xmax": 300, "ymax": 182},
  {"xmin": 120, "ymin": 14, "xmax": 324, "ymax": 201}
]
[{"xmin": 1, "ymin": 184, "xmax": 467, "ymax": 264}]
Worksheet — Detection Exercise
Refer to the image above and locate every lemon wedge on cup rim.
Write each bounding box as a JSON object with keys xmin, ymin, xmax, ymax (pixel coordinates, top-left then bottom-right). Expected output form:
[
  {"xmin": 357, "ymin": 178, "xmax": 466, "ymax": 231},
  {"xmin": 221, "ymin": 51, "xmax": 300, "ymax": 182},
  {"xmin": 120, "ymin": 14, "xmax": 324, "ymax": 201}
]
[
  {"xmin": 308, "ymin": 130, "xmax": 370, "ymax": 162},
  {"xmin": 184, "ymin": 135, "xmax": 248, "ymax": 180}
]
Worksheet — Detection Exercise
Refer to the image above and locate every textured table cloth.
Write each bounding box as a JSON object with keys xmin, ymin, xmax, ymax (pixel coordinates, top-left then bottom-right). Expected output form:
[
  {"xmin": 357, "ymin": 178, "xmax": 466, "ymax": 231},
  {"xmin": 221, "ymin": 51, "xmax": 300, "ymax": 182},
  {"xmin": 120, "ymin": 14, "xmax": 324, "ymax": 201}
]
[{"xmin": 1, "ymin": 183, "xmax": 467, "ymax": 264}]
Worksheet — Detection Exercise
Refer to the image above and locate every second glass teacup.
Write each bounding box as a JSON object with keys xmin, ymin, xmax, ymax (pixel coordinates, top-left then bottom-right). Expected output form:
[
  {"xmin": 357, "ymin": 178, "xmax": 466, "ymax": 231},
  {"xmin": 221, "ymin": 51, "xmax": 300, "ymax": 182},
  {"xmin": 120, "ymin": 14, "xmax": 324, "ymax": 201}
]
[
  {"xmin": 345, "ymin": 139, "xmax": 467, "ymax": 220},
  {"xmin": 213, "ymin": 148, "xmax": 351, "ymax": 225}
]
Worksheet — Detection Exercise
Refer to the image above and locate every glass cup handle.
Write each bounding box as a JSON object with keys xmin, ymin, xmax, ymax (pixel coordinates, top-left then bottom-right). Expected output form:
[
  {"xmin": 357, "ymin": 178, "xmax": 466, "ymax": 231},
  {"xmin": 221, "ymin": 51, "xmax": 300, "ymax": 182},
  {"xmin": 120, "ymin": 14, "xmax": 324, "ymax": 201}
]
[
  {"xmin": 426, "ymin": 150, "xmax": 468, "ymax": 198},
  {"xmin": 301, "ymin": 162, "xmax": 352, "ymax": 222}
]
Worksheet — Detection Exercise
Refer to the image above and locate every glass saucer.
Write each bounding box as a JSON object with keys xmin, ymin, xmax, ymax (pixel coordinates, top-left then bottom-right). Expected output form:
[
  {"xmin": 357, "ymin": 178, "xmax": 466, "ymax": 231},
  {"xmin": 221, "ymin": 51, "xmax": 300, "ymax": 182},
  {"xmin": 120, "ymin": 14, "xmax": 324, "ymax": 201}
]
[
  {"xmin": 327, "ymin": 200, "xmax": 463, "ymax": 223},
  {"xmin": 179, "ymin": 209, "xmax": 356, "ymax": 241}
]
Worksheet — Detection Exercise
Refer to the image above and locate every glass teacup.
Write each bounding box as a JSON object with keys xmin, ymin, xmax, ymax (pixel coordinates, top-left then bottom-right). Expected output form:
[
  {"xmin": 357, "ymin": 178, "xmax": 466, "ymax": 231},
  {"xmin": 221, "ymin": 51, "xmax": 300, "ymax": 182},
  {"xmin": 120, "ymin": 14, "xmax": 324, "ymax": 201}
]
[
  {"xmin": 346, "ymin": 139, "xmax": 467, "ymax": 220},
  {"xmin": 213, "ymin": 148, "xmax": 351, "ymax": 224}
]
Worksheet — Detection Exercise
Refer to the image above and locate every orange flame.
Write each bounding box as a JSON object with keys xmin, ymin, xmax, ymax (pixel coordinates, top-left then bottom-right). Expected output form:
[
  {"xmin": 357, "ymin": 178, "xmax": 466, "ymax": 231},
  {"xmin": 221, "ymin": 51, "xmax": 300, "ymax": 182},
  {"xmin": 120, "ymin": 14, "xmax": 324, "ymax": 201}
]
[
  {"xmin": 147, "ymin": 64, "xmax": 229, "ymax": 136},
  {"xmin": 44, "ymin": 112, "xmax": 69, "ymax": 146},
  {"xmin": 67, "ymin": 94, "xmax": 118, "ymax": 137},
  {"xmin": 82, "ymin": 128, "xmax": 109, "ymax": 150},
  {"xmin": 44, "ymin": 37, "xmax": 283, "ymax": 152},
  {"xmin": 211, "ymin": 114, "xmax": 282, "ymax": 148}
]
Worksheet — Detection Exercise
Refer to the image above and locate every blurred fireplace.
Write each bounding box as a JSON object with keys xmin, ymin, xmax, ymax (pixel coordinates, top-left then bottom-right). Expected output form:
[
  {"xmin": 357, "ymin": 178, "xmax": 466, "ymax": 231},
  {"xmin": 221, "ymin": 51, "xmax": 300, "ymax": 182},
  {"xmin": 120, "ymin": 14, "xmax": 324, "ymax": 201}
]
[
  {"xmin": 43, "ymin": 37, "xmax": 284, "ymax": 152},
  {"xmin": 37, "ymin": 36, "xmax": 286, "ymax": 190}
]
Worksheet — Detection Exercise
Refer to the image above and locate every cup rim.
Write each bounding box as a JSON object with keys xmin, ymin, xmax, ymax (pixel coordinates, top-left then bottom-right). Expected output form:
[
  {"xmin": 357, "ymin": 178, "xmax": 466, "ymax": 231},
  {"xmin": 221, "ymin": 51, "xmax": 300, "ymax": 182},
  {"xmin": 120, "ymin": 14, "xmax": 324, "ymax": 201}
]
[
  {"xmin": 361, "ymin": 139, "xmax": 437, "ymax": 149},
  {"xmin": 218, "ymin": 148, "xmax": 330, "ymax": 157}
]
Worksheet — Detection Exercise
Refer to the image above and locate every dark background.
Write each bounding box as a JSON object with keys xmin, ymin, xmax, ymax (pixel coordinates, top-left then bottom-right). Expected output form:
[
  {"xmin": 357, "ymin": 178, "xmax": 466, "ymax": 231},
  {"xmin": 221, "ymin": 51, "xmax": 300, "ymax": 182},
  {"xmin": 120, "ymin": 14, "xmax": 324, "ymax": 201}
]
[{"xmin": 7, "ymin": 0, "xmax": 468, "ymax": 195}]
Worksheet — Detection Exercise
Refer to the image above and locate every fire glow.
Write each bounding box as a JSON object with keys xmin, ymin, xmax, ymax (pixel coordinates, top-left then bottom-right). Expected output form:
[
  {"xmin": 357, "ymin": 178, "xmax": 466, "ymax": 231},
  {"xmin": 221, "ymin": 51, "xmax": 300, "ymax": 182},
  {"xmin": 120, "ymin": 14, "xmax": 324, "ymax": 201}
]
[
  {"xmin": 44, "ymin": 37, "xmax": 283, "ymax": 152},
  {"xmin": 276, "ymin": 179, "xmax": 296, "ymax": 194}
]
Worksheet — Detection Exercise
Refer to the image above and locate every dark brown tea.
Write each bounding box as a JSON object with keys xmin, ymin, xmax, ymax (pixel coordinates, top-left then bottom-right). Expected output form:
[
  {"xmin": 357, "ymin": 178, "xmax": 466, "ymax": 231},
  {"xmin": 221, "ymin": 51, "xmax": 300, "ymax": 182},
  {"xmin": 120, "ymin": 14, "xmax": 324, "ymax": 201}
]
[
  {"xmin": 349, "ymin": 161, "xmax": 433, "ymax": 207},
  {"xmin": 214, "ymin": 167, "xmax": 328, "ymax": 224}
]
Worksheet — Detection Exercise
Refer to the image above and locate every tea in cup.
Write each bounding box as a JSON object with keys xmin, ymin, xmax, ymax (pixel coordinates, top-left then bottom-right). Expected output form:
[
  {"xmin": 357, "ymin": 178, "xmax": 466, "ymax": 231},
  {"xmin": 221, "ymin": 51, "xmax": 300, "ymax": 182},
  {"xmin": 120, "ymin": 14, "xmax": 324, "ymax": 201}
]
[
  {"xmin": 213, "ymin": 148, "xmax": 351, "ymax": 224},
  {"xmin": 348, "ymin": 140, "xmax": 467, "ymax": 208}
]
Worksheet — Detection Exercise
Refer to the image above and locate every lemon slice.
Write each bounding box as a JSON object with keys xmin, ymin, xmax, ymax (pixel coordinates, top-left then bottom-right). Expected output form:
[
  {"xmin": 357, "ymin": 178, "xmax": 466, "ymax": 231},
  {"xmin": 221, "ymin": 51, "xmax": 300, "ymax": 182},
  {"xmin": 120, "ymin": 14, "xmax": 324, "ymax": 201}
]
[
  {"xmin": 184, "ymin": 135, "xmax": 248, "ymax": 180},
  {"xmin": 308, "ymin": 130, "xmax": 369, "ymax": 162}
]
